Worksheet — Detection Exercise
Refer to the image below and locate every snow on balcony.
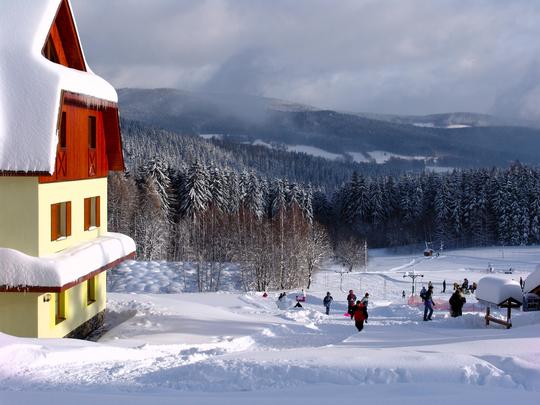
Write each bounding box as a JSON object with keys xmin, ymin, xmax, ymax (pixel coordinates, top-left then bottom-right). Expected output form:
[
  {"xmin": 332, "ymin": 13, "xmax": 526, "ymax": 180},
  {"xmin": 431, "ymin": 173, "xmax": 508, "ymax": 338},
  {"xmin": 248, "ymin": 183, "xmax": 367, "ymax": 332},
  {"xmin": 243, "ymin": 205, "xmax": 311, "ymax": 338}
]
[{"xmin": 0, "ymin": 232, "xmax": 135, "ymax": 289}]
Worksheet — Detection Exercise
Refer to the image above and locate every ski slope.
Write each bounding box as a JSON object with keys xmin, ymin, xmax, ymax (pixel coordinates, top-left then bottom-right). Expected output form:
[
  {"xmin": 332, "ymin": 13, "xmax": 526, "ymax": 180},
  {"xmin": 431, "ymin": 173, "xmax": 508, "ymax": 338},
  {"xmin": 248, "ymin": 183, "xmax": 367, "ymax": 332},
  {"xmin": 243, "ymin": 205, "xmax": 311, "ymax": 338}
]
[{"xmin": 1, "ymin": 246, "xmax": 540, "ymax": 404}]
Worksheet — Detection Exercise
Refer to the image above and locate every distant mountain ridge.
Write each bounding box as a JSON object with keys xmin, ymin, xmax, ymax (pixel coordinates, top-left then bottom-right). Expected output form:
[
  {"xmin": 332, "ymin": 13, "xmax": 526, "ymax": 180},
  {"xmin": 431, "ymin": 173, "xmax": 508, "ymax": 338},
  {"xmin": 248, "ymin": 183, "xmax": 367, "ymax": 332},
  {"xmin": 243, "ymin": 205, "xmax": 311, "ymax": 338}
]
[{"xmin": 118, "ymin": 88, "xmax": 540, "ymax": 168}]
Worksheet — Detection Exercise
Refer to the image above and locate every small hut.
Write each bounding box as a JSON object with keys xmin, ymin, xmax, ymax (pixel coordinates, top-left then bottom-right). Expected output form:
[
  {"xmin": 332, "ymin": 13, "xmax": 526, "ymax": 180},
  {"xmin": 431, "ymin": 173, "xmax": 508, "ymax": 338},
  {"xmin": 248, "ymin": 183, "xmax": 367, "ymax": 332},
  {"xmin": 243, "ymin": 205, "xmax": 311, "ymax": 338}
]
[
  {"xmin": 476, "ymin": 277, "xmax": 522, "ymax": 329},
  {"xmin": 523, "ymin": 266, "xmax": 540, "ymax": 311}
]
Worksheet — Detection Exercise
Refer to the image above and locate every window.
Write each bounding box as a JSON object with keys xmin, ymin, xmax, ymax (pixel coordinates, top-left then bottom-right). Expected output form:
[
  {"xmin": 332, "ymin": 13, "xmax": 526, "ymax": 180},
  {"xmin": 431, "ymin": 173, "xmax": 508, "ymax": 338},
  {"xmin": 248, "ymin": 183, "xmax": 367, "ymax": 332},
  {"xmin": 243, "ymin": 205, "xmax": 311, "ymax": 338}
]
[
  {"xmin": 88, "ymin": 116, "xmax": 96, "ymax": 149},
  {"xmin": 51, "ymin": 201, "xmax": 71, "ymax": 241},
  {"xmin": 87, "ymin": 277, "xmax": 96, "ymax": 305},
  {"xmin": 60, "ymin": 112, "xmax": 67, "ymax": 149},
  {"xmin": 56, "ymin": 291, "xmax": 66, "ymax": 324},
  {"xmin": 84, "ymin": 196, "xmax": 100, "ymax": 231}
]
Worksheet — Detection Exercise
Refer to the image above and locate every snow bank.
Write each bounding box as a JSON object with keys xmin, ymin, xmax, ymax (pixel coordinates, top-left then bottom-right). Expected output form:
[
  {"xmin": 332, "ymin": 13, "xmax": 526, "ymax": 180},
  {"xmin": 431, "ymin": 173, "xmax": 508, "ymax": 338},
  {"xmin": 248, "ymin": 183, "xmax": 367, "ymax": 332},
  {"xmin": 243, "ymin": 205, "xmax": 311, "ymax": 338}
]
[
  {"xmin": 0, "ymin": 0, "xmax": 118, "ymax": 173},
  {"xmin": 108, "ymin": 261, "xmax": 243, "ymax": 293},
  {"xmin": 476, "ymin": 277, "xmax": 523, "ymax": 306},
  {"xmin": 0, "ymin": 232, "xmax": 135, "ymax": 288}
]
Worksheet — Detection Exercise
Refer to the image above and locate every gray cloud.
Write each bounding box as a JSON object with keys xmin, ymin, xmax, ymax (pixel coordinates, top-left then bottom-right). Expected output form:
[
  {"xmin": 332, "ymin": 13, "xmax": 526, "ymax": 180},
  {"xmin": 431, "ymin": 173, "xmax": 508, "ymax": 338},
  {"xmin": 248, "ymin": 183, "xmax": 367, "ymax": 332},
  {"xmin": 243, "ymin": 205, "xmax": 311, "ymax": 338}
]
[{"xmin": 72, "ymin": 0, "xmax": 540, "ymax": 117}]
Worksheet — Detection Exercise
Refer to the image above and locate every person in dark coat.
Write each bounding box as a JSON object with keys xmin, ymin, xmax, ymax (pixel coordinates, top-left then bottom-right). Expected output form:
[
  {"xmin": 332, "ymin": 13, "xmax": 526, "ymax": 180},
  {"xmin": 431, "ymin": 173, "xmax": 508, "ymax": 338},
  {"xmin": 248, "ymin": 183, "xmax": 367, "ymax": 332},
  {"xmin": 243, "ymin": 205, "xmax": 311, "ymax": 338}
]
[
  {"xmin": 346, "ymin": 290, "xmax": 357, "ymax": 318},
  {"xmin": 323, "ymin": 292, "xmax": 333, "ymax": 315},
  {"xmin": 449, "ymin": 288, "xmax": 466, "ymax": 317},
  {"xmin": 351, "ymin": 300, "xmax": 368, "ymax": 332},
  {"xmin": 442, "ymin": 279, "xmax": 446, "ymax": 293},
  {"xmin": 423, "ymin": 285, "xmax": 435, "ymax": 321}
]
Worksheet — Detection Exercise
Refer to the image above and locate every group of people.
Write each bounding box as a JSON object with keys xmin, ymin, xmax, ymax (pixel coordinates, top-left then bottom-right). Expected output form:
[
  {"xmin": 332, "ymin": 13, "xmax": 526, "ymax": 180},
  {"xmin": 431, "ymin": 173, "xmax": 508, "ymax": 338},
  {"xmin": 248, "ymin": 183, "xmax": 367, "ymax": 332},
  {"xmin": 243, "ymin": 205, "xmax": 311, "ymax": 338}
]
[
  {"xmin": 321, "ymin": 290, "xmax": 369, "ymax": 332},
  {"xmin": 346, "ymin": 290, "xmax": 369, "ymax": 332},
  {"xmin": 421, "ymin": 279, "xmax": 471, "ymax": 319},
  {"xmin": 451, "ymin": 278, "xmax": 477, "ymax": 294}
]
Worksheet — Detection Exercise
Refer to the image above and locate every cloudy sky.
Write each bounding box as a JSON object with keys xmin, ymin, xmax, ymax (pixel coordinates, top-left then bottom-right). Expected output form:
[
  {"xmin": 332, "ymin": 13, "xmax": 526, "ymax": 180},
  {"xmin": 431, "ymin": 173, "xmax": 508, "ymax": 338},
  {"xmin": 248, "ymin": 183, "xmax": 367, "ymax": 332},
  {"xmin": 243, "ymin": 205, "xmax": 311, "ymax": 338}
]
[{"xmin": 72, "ymin": 0, "xmax": 540, "ymax": 118}]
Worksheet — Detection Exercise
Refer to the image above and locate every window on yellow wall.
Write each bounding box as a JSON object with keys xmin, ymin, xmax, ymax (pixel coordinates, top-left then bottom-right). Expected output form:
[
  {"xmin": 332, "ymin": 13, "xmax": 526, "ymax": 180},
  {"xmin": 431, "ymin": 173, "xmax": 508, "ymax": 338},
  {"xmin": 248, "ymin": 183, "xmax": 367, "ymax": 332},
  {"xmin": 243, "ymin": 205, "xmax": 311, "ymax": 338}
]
[
  {"xmin": 87, "ymin": 276, "xmax": 96, "ymax": 305},
  {"xmin": 56, "ymin": 291, "xmax": 66, "ymax": 324},
  {"xmin": 51, "ymin": 201, "xmax": 71, "ymax": 241},
  {"xmin": 84, "ymin": 196, "xmax": 100, "ymax": 231}
]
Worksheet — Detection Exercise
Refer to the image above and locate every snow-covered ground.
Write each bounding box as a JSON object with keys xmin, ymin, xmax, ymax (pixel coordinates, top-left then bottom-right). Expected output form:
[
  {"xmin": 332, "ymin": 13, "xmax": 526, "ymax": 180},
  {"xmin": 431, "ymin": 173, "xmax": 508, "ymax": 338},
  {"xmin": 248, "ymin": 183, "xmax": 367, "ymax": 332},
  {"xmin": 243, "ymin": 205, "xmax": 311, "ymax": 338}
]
[
  {"xmin": 285, "ymin": 145, "xmax": 343, "ymax": 160},
  {"xmin": 366, "ymin": 150, "xmax": 430, "ymax": 164},
  {"xmin": 1, "ymin": 246, "xmax": 540, "ymax": 404}
]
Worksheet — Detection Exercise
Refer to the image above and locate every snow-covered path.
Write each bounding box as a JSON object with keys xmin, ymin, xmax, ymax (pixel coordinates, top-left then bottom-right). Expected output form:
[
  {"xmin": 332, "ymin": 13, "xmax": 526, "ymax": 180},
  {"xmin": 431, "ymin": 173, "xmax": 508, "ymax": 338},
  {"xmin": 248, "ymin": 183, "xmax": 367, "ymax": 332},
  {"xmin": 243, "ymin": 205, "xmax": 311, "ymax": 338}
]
[{"xmin": 1, "ymin": 246, "xmax": 540, "ymax": 403}]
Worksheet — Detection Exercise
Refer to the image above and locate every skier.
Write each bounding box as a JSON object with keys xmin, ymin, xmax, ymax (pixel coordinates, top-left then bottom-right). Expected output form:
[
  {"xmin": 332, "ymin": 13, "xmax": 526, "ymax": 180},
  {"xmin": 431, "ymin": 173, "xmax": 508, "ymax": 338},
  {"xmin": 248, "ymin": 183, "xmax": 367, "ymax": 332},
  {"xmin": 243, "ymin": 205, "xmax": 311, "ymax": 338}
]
[
  {"xmin": 351, "ymin": 300, "xmax": 368, "ymax": 332},
  {"xmin": 520, "ymin": 277, "xmax": 524, "ymax": 291},
  {"xmin": 346, "ymin": 290, "xmax": 357, "ymax": 318},
  {"xmin": 423, "ymin": 285, "xmax": 435, "ymax": 321},
  {"xmin": 461, "ymin": 278, "xmax": 469, "ymax": 290},
  {"xmin": 442, "ymin": 279, "xmax": 446, "ymax": 293},
  {"xmin": 449, "ymin": 288, "xmax": 466, "ymax": 317},
  {"xmin": 360, "ymin": 292, "xmax": 369, "ymax": 307},
  {"xmin": 402, "ymin": 290, "xmax": 406, "ymax": 299},
  {"xmin": 323, "ymin": 292, "xmax": 333, "ymax": 315}
]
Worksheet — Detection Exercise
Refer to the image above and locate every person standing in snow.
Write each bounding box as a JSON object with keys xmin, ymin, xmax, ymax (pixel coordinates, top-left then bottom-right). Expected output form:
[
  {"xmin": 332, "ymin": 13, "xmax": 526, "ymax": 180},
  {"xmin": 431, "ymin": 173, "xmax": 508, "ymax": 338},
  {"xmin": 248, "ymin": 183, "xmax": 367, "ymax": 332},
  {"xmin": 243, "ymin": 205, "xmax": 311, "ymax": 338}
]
[
  {"xmin": 346, "ymin": 290, "xmax": 357, "ymax": 318},
  {"xmin": 442, "ymin": 279, "xmax": 446, "ymax": 293},
  {"xmin": 423, "ymin": 285, "xmax": 435, "ymax": 321},
  {"xmin": 419, "ymin": 286, "xmax": 427, "ymax": 301},
  {"xmin": 449, "ymin": 288, "xmax": 466, "ymax": 317},
  {"xmin": 360, "ymin": 292, "xmax": 369, "ymax": 307},
  {"xmin": 352, "ymin": 300, "xmax": 368, "ymax": 332},
  {"xmin": 520, "ymin": 277, "xmax": 524, "ymax": 291},
  {"xmin": 323, "ymin": 292, "xmax": 333, "ymax": 315}
]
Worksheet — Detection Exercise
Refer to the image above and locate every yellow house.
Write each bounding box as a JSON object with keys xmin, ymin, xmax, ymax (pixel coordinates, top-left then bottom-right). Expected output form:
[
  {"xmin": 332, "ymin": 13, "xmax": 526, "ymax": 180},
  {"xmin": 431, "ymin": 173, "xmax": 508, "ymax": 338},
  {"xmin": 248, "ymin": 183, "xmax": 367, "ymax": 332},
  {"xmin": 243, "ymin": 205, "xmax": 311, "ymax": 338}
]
[{"xmin": 0, "ymin": 0, "xmax": 135, "ymax": 338}]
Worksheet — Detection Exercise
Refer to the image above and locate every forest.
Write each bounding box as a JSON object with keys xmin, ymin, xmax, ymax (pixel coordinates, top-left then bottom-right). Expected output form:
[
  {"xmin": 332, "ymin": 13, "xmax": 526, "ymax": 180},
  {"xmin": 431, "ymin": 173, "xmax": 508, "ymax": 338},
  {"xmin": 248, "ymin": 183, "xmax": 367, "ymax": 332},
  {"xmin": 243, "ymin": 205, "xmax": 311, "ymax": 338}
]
[{"xmin": 108, "ymin": 121, "xmax": 540, "ymax": 291}]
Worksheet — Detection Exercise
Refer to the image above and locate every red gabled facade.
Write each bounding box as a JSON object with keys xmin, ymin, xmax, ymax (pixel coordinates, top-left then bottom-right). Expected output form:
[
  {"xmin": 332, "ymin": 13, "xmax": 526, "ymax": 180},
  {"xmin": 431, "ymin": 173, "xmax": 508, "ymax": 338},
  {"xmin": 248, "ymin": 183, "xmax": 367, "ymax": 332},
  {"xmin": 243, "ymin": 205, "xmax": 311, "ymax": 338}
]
[
  {"xmin": 39, "ymin": 92, "xmax": 124, "ymax": 184},
  {"xmin": 36, "ymin": 0, "xmax": 125, "ymax": 183},
  {"xmin": 42, "ymin": 0, "xmax": 86, "ymax": 71}
]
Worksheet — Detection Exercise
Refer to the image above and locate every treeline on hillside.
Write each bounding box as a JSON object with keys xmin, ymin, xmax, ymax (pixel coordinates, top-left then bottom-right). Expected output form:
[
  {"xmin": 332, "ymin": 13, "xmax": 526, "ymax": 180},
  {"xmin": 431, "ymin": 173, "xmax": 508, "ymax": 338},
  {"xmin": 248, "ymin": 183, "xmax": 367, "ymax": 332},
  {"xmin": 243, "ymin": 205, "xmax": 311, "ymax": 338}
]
[
  {"xmin": 325, "ymin": 162, "xmax": 540, "ymax": 248},
  {"xmin": 108, "ymin": 160, "xmax": 333, "ymax": 292},
  {"xmin": 121, "ymin": 119, "xmax": 425, "ymax": 193}
]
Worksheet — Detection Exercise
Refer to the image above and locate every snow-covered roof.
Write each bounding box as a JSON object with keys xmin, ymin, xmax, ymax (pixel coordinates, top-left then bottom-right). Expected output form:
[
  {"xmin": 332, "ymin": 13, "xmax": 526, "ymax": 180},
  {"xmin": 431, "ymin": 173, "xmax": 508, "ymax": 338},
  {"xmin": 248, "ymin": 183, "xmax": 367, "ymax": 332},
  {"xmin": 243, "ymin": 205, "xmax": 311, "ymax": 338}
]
[
  {"xmin": 0, "ymin": 0, "xmax": 118, "ymax": 174},
  {"xmin": 524, "ymin": 266, "xmax": 540, "ymax": 293},
  {"xmin": 0, "ymin": 232, "xmax": 135, "ymax": 289},
  {"xmin": 476, "ymin": 276, "xmax": 523, "ymax": 306}
]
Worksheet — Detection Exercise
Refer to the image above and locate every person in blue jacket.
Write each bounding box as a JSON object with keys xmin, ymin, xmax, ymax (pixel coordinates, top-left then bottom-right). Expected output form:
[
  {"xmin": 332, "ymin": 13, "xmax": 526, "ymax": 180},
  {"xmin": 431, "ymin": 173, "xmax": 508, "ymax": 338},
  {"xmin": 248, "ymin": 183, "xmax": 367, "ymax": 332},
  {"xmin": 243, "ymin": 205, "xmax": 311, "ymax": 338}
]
[
  {"xmin": 323, "ymin": 292, "xmax": 333, "ymax": 315},
  {"xmin": 423, "ymin": 285, "xmax": 435, "ymax": 321}
]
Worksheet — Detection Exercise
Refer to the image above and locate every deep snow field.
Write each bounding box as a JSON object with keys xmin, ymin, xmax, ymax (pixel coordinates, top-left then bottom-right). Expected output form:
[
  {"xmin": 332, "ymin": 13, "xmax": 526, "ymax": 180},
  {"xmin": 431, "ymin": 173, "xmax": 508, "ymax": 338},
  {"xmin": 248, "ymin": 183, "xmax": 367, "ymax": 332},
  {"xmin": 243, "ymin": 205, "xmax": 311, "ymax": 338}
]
[{"xmin": 1, "ymin": 246, "xmax": 540, "ymax": 404}]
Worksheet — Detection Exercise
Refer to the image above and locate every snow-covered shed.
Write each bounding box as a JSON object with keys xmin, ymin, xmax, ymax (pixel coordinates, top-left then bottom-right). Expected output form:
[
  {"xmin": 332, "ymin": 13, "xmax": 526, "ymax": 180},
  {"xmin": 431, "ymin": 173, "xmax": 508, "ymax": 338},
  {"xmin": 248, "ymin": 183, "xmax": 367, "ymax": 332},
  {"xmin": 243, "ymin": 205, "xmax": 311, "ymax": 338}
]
[
  {"xmin": 523, "ymin": 266, "xmax": 540, "ymax": 295},
  {"xmin": 476, "ymin": 277, "xmax": 523, "ymax": 307},
  {"xmin": 476, "ymin": 276, "xmax": 522, "ymax": 329}
]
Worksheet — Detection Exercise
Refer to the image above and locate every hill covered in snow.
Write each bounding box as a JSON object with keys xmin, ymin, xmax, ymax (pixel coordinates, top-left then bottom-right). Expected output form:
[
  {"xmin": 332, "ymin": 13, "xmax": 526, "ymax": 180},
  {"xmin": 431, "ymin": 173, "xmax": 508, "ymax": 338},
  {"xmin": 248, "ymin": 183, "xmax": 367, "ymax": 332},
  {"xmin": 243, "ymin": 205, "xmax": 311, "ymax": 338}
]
[
  {"xmin": 1, "ymin": 246, "xmax": 539, "ymax": 403},
  {"xmin": 118, "ymin": 88, "xmax": 540, "ymax": 169}
]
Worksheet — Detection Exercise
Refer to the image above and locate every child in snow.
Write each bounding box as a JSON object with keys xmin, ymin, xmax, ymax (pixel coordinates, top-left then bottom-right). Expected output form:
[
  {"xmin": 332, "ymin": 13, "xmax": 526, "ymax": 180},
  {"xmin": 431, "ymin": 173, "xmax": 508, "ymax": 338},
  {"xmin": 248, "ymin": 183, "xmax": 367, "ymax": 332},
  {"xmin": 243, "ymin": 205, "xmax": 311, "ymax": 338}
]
[
  {"xmin": 346, "ymin": 290, "xmax": 357, "ymax": 318},
  {"xmin": 352, "ymin": 300, "xmax": 368, "ymax": 332},
  {"xmin": 360, "ymin": 292, "xmax": 369, "ymax": 307},
  {"xmin": 423, "ymin": 285, "xmax": 435, "ymax": 321},
  {"xmin": 323, "ymin": 292, "xmax": 333, "ymax": 315}
]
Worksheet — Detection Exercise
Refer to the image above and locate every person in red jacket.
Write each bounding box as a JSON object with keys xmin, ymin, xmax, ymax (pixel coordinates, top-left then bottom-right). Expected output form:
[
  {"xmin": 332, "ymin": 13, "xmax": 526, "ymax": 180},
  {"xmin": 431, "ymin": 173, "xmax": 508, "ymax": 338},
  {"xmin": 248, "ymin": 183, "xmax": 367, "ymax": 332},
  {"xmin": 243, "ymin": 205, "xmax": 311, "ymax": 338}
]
[{"xmin": 352, "ymin": 300, "xmax": 368, "ymax": 332}]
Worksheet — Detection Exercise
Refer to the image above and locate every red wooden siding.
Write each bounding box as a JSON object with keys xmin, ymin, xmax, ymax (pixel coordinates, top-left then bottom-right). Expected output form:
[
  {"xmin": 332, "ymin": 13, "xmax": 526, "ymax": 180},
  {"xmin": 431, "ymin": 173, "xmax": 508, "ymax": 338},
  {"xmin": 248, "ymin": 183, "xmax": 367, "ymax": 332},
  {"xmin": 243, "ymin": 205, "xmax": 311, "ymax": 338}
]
[
  {"xmin": 39, "ymin": 92, "xmax": 125, "ymax": 183},
  {"xmin": 42, "ymin": 0, "xmax": 86, "ymax": 71},
  {"xmin": 40, "ymin": 99, "xmax": 108, "ymax": 183}
]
